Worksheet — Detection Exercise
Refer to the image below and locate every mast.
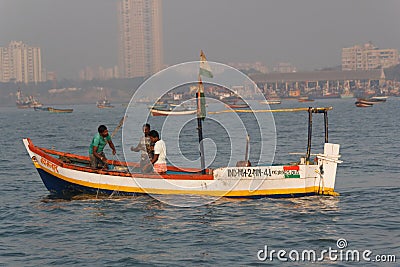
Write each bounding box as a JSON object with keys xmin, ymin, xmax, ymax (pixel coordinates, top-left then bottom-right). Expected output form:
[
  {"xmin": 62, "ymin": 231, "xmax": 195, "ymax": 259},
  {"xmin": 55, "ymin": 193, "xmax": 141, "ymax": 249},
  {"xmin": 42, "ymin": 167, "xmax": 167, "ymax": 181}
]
[
  {"xmin": 197, "ymin": 75, "xmax": 206, "ymax": 174},
  {"xmin": 306, "ymin": 107, "xmax": 313, "ymax": 164},
  {"xmin": 197, "ymin": 50, "xmax": 213, "ymax": 174}
]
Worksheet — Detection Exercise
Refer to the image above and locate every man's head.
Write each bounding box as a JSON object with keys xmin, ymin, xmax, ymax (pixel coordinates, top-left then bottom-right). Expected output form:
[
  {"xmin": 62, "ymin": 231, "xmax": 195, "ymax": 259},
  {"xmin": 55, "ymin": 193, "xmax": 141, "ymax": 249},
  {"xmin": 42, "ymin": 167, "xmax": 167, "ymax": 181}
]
[
  {"xmin": 148, "ymin": 130, "xmax": 159, "ymax": 143},
  {"xmin": 98, "ymin": 125, "xmax": 109, "ymax": 137},
  {"xmin": 143, "ymin": 123, "xmax": 150, "ymax": 136}
]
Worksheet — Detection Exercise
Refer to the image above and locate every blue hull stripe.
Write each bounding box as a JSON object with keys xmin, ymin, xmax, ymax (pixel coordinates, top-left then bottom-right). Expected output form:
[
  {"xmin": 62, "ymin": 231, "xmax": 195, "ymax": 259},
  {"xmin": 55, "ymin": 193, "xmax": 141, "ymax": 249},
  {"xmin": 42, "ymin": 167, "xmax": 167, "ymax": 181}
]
[{"xmin": 37, "ymin": 168, "xmax": 137, "ymax": 197}]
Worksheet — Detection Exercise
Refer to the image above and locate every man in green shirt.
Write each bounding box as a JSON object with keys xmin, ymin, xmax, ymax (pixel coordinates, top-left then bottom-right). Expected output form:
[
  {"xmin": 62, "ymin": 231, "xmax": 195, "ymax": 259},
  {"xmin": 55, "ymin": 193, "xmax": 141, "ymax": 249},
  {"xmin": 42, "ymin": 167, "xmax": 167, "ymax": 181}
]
[{"xmin": 89, "ymin": 125, "xmax": 116, "ymax": 169}]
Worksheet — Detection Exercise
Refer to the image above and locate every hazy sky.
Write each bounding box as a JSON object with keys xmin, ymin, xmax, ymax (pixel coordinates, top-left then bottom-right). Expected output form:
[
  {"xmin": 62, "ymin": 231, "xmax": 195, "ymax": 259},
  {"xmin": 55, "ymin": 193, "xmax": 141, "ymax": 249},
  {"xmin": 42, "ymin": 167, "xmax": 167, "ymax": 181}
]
[{"xmin": 1, "ymin": 0, "xmax": 399, "ymax": 79}]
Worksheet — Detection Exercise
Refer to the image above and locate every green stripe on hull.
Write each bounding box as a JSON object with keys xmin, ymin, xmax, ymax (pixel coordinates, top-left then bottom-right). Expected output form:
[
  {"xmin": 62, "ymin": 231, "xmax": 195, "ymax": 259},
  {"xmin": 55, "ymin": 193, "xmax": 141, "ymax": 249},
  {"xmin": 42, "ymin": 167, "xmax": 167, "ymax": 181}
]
[{"xmin": 285, "ymin": 174, "xmax": 301, "ymax": 178}]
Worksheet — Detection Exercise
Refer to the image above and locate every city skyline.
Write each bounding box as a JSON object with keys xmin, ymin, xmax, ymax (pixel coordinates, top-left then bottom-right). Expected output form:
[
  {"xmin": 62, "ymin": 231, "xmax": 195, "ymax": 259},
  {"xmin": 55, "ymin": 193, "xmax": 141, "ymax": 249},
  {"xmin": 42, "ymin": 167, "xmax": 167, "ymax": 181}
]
[{"xmin": 1, "ymin": 0, "xmax": 400, "ymax": 79}]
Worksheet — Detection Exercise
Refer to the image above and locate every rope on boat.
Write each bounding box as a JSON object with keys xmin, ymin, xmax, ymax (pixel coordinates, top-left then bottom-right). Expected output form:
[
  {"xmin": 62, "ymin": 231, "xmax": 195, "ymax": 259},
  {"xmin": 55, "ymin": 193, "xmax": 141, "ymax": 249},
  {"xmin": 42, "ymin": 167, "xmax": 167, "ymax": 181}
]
[
  {"xmin": 315, "ymin": 165, "xmax": 325, "ymax": 195},
  {"xmin": 111, "ymin": 116, "xmax": 127, "ymax": 138},
  {"xmin": 208, "ymin": 107, "xmax": 333, "ymax": 114},
  {"xmin": 108, "ymin": 153, "xmax": 124, "ymax": 198}
]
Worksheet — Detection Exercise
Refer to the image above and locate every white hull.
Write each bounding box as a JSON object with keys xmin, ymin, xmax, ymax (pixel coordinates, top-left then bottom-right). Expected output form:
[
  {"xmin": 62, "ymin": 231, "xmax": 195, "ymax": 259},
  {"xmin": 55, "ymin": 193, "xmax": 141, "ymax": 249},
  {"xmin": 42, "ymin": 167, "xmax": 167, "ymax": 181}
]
[
  {"xmin": 150, "ymin": 109, "xmax": 197, "ymax": 116},
  {"xmin": 23, "ymin": 139, "xmax": 340, "ymax": 198}
]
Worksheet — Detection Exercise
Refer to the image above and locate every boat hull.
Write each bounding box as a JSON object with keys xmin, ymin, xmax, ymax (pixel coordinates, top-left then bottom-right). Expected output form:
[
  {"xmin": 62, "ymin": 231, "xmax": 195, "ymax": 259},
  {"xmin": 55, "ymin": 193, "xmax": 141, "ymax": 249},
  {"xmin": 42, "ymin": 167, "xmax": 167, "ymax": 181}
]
[
  {"xmin": 225, "ymin": 104, "xmax": 250, "ymax": 109},
  {"xmin": 150, "ymin": 109, "xmax": 197, "ymax": 116},
  {"xmin": 23, "ymin": 139, "xmax": 340, "ymax": 198},
  {"xmin": 97, "ymin": 105, "xmax": 114, "ymax": 108},
  {"xmin": 355, "ymin": 102, "xmax": 373, "ymax": 107},
  {"xmin": 35, "ymin": 167, "xmax": 320, "ymax": 198},
  {"xmin": 48, "ymin": 107, "xmax": 74, "ymax": 113},
  {"xmin": 356, "ymin": 98, "xmax": 375, "ymax": 105},
  {"xmin": 259, "ymin": 100, "xmax": 281, "ymax": 105}
]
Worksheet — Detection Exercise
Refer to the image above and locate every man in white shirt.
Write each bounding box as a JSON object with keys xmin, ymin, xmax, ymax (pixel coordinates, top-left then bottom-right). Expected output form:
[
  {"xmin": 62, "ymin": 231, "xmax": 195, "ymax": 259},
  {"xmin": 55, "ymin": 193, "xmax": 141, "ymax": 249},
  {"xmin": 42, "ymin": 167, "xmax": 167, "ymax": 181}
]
[
  {"xmin": 148, "ymin": 130, "xmax": 167, "ymax": 174},
  {"xmin": 130, "ymin": 124, "xmax": 153, "ymax": 172}
]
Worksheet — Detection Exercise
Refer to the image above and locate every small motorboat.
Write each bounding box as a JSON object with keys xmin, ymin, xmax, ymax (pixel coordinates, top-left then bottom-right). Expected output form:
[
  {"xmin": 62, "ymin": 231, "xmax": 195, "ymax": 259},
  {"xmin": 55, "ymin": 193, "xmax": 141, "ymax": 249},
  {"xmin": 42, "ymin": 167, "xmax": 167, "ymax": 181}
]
[
  {"xmin": 355, "ymin": 101, "xmax": 373, "ymax": 107},
  {"xmin": 34, "ymin": 107, "xmax": 50, "ymax": 111},
  {"xmin": 356, "ymin": 98, "xmax": 375, "ymax": 105},
  {"xmin": 259, "ymin": 99, "xmax": 282, "ymax": 105},
  {"xmin": 150, "ymin": 108, "xmax": 197, "ymax": 116},
  {"xmin": 369, "ymin": 96, "xmax": 388, "ymax": 103},
  {"xmin": 48, "ymin": 107, "xmax": 74, "ymax": 113},
  {"xmin": 298, "ymin": 96, "xmax": 314, "ymax": 102}
]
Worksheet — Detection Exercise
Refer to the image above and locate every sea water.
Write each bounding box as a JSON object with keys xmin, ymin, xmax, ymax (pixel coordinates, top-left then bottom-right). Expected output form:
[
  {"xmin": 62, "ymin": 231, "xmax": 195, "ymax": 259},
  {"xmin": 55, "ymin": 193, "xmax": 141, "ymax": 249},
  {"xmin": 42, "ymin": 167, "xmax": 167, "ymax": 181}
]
[{"xmin": 0, "ymin": 98, "xmax": 399, "ymax": 266}]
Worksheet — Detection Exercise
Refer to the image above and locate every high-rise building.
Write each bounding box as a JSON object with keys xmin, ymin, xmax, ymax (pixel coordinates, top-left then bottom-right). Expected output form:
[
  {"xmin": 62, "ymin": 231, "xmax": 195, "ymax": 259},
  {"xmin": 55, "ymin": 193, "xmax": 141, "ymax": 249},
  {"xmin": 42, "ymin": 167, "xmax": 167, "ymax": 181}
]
[
  {"xmin": 342, "ymin": 42, "xmax": 399, "ymax": 71},
  {"xmin": 118, "ymin": 0, "xmax": 163, "ymax": 78},
  {"xmin": 0, "ymin": 41, "xmax": 43, "ymax": 83}
]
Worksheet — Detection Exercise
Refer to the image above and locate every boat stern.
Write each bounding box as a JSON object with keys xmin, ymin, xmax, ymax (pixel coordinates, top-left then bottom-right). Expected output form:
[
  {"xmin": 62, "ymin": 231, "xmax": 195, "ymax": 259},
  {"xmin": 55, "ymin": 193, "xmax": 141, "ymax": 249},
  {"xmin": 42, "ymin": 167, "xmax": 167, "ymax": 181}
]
[{"xmin": 316, "ymin": 143, "xmax": 342, "ymax": 195}]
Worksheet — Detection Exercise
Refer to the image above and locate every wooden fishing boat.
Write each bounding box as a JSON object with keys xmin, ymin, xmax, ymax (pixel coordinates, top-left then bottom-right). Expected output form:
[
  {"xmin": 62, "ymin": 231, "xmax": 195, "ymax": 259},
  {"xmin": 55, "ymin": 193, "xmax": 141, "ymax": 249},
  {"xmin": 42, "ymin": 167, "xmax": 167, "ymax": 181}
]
[
  {"xmin": 298, "ymin": 96, "xmax": 314, "ymax": 102},
  {"xmin": 23, "ymin": 107, "xmax": 341, "ymax": 199},
  {"xmin": 222, "ymin": 96, "xmax": 250, "ymax": 109},
  {"xmin": 260, "ymin": 99, "xmax": 281, "ymax": 105},
  {"xmin": 369, "ymin": 96, "xmax": 387, "ymax": 103},
  {"xmin": 150, "ymin": 108, "xmax": 197, "ymax": 116},
  {"xmin": 48, "ymin": 107, "xmax": 74, "ymax": 113},
  {"xmin": 355, "ymin": 101, "xmax": 373, "ymax": 107},
  {"xmin": 34, "ymin": 107, "xmax": 50, "ymax": 111},
  {"xmin": 148, "ymin": 103, "xmax": 169, "ymax": 110},
  {"xmin": 340, "ymin": 92, "xmax": 354, "ymax": 99},
  {"xmin": 97, "ymin": 98, "xmax": 114, "ymax": 108},
  {"xmin": 225, "ymin": 103, "xmax": 250, "ymax": 109},
  {"xmin": 356, "ymin": 98, "xmax": 375, "ymax": 105},
  {"xmin": 23, "ymin": 51, "xmax": 342, "ymax": 199},
  {"xmin": 16, "ymin": 90, "xmax": 43, "ymax": 109}
]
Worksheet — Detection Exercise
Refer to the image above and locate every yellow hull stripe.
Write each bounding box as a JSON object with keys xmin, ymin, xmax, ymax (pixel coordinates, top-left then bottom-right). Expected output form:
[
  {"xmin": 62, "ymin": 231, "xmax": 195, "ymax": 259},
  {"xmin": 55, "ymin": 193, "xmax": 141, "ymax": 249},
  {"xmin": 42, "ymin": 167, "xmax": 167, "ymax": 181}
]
[{"xmin": 34, "ymin": 162, "xmax": 337, "ymax": 197}]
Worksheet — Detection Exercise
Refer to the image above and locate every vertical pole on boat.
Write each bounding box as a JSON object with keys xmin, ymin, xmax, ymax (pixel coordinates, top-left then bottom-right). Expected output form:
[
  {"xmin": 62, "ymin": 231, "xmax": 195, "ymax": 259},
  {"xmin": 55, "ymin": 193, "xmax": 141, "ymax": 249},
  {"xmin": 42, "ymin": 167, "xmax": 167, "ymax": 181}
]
[
  {"xmin": 245, "ymin": 134, "xmax": 250, "ymax": 165},
  {"xmin": 306, "ymin": 107, "xmax": 313, "ymax": 164},
  {"xmin": 197, "ymin": 50, "xmax": 213, "ymax": 174},
  {"xmin": 324, "ymin": 109, "xmax": 328, "ymax": 143},
  {"xmin": 197, "ymin": 75, "xmax": 206, "ymax": 174},
  {"xmin": 197, "ymin": 116, "xmax": 206, "ymax": 174}
]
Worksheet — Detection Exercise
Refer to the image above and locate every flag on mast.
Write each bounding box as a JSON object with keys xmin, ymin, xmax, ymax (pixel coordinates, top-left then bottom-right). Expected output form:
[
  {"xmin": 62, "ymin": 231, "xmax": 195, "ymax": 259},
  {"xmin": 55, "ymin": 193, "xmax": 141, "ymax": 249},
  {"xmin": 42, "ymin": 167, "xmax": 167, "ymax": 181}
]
[
  {"xmin": 197, "ymin": 75, "xmax": 206, "ymax": 119},
  {"xmin": 197, "ymin": 50, "xmax": 213, "ymax": 120},
  {"xmin": 199, "ymin": 50, "xmax": 213, "ymax": 78}
]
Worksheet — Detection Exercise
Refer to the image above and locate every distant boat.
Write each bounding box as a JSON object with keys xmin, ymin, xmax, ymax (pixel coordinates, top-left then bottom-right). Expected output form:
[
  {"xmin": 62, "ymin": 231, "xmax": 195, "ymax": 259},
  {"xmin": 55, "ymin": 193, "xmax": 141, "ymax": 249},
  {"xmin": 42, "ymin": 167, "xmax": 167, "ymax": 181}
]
[
  {"xmin": 260, "ymin": 99, "xmax": 281, "ymax": 105},
  {"xmin": 370, "ymin": 96, "xmax": 388, "ymax": 103},
  {"xmin": 148, "ymin": 103, "xmax": 168, "ymax": 110},
  {"xmin": 97, "ymin": 88, "xmax": 114, "ymax": 108},
  {"xmin": 48, "ymin": 107, "xmax": 73, "ymax": 113},
  {"xmin": 223, "ymin": 97, "xmax": 250, "ymax": 109},
  {"xmin": 298, "ymin": 96, "xmax": 314, "ymax": 102},
  {"xmin": 150, "ymin": 103, "xmax": 196, "ymax": 116},
  {"xmin": 311, "ymin": 93, "xmax": 340, "ymax": 99},
  {"xmin": 225, "ymin": 103, "xmax": 250, "ymax": 109},
  {"xmin": 340, "ymin": 92, "xmax": 354, "ymax": 98},
  {"xmin": 150, "ymin": 108, "xmax": 197, "ymax": 116},
  {"xmin": 97, "ymin": 98, "xmax": 114, "ymax": 108},
  {"xmin": 16, "ymin": 90, "xmax": 43, "ymax": 109},
  {"xmin": 355, "ymin": 101, "xmax": 373, "ymax": 107},
  {"xmin": 34, "ymin": 106, "xmax": 50, "ymax": 111},
  {"xmin": 356, "ymin": 98, "xmax": 376, "ymax": 105}
]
